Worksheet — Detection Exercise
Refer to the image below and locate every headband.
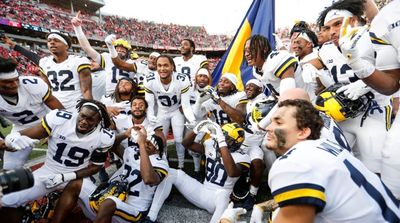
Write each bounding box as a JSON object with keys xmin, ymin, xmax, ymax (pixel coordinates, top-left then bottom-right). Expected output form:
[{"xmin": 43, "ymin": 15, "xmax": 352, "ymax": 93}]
[
  {"xmin": 221, "ymin": 73, "xmax": 238, "ymax": 87},
  {"xmin": 246, "ymin": 79, "xmax": 263, "ymax": 88},
  {"xmin": 0, "ymin": 70, "xmax": 18, "ymax": 80},
  {"xmin": 82, "ymin": 102, "xmax": 101, "ymax": 116},
  {"xmin": 297, "ymin": 32, "xmax": 313, "ymax": 46},
  {"xmin": 149, "ymin": 52, "xmax": 160, "ymax": 58},
  {"xmin": 47, "ymin": 33, "xmax": 68, "ymax": 46},
  {"xmin": 324, "ymin": 9, "xmax": 354, "ymax": 25}
]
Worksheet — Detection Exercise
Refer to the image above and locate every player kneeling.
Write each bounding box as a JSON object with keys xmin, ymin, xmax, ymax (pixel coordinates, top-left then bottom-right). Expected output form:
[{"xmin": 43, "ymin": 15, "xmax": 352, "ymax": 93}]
[{"xmin": 52, "ymin": 125, "xmax": 168, "ymax": 223}]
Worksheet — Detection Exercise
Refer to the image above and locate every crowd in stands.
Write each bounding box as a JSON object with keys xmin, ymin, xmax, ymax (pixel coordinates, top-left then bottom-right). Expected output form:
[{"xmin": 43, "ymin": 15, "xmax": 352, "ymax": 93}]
[
  {"xmin": 0, "ymin": 45, "xmax": 38, "ymax": 75},
  {"xmin": 0, "ymin": 0, "xmax": 231, "ymax": 49}
]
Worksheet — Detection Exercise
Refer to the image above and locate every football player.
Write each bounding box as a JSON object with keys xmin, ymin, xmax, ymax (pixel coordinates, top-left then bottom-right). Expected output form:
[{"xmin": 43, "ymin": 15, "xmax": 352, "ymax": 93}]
[
  {"xmin": 39, "ymin": 31, "xmax": 92, "ymax": 111},
  {"xmin": 259, "ymin": 99, "xmax": 400, "ymax": 222},
  {"xmin": 146, "ymin": 121, "xmax": 250, "ymax": 223},
  {"xmin": 244, "ymin": 34, "xmax": 303, "ymax": 96},
  {"xmin": 101, "ymin": 77, "xmax": 137, "ymax": 117},
  {"xmin": 71, "ymin": 11, "xmax": 136, "ymax": 95},
  {"xmin": 1, "ymin": 100, "xmax": 115, "ymax": 222},
  {"xmin": 112, "ymin": 96, "xmax": 165, "ymax": 150},
  {"xmin": 52, "ymin": 126, "xmax": 168, "ymax": 223},
  {"xmin": 193, "ymin": 73, "xmax": 246, "ymax": 125},
  {"xmin": 338, "ymin": 0, "xmax": 400, "ymax": 198},
  {"xmin": 144, "ymin": 55, "xmax": 196, "ymax": 169},
  {"xmin": 227, "ymin": 79, "xmax": 268, "ymax": 210},
  {"xmin": 174, "ymin": 39, "xmax": 208, "ymax": 84},
  {"xmin": 316, "ymin": 0, "xmax": 392, "ymax": 174},
  {"xmin": 0, "ymin": 57, "xmax": 64, "ymax": 169}
]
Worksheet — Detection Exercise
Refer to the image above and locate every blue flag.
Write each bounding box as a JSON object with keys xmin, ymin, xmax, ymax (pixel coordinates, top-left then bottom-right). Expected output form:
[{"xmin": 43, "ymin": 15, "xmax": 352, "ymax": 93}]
[{"xmin": 211, "ymin": 0, "xmax": 275, "ymax": 91}]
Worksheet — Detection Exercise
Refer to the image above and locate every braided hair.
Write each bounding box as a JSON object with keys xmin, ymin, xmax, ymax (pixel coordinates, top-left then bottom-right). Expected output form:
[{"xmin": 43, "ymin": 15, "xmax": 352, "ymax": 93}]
[
  {"xmin": 76, "ymin": 99, "xmax": 111, "ymax": 128},
  {"xmin": 245, "ymin": 34, "xmax": 272, "ymax": 63}
]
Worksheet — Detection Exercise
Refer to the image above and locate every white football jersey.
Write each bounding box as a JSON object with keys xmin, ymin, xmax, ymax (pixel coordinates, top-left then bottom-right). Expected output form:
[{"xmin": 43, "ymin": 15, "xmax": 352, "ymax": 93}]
[
  {"xmin": 202, "ymin": 91, "xmax": 246, "ymax": 125},
  {"xmin": 202, "ymin": 137, "xmax": 250, "ymax": 191},
  {"xmin": 135, "ymin": 59, "xmax": 154, "ymax": 95},
  {"xmin": 319, "ymin": 112, "xmax": 350, "ymax": 151},
  {"xmin": 269, "ymin": 139, "xmax": 400, "ymax": 223},
  {"xmin": 100, "ymin": 95, "xmax": 131, "ymax": 116},
  {"xmin": 174, "ymin": 54, "xmax": 208, "ymax": 83},
  {"xmin": 39, "ymin": 55, "xmax": 91, "ymax": 110},
  {"xmin": 144, "ymin": 72, "xmax": 191, "ymax": 113},
  {"xmin": 113, "ymin": 114, "xmax": 163, "ymax": 149},
  {"xmin": 110, "ymin": 147, "xmax": 168, "ymax": 212},
  {"xmin": 319, "ymin": 38, "xmax": 391, "ymax": 107},
  {"xmin": 370, "ymin": 0, "xmax": 400, "ymax": 70},
  {"xmin": 42, "ymin": 109, "xmax": 115, "ymax": 173},
  {"xmin": 252, "ymin": 50, "xmax": 303, "ymax": 94},
  {"xmin": 0, "ymin": 76, "xmax": 50, "ymax": 132},
  {"xmin": 99, "ymin": 53, "xmax": 136, "ymax": 95},
  {"xmin": 91, "ymin": 69, "xmax": 106, "ymax": 101}
]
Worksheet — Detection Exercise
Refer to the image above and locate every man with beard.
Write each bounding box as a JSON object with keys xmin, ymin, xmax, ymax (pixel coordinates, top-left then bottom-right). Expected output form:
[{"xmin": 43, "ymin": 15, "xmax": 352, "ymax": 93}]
[
  {"xmin": 71, "ymin": 12, "xmax": 136, "ymax": 95},
  {"xmin": 0, "ymin": 57, "xmax": 64, "ymax": 169},
  {"xmin": 144, "ymin": 55, "xmax": 196, "ymax": 169},
  {"xmin": 112, "ymin": 96, "xmax": 165, "ymax": 151},
  {"xmin": 101, "ymin": 77, "xmax": 137, "ymax": 117},
  {"xmin": 0, "ymin": 99, "xmax": 115, "ymax": 223},
  {"xmin": 174, "ymin": 39, "xmax": 208, "ymax": 84},
  {"xmin": 39, "ymin": 31, "xmax": 92, "ymax": 111}
]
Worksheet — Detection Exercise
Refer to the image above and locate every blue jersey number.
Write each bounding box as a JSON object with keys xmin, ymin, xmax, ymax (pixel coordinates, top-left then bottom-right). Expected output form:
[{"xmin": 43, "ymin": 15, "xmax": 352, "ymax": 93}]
[
  {"xmin": 53, "ymin": 143, "xmax": 90, "ymax": 167},
  {"xmin": 12, "ymin": 110, "xmax": 39, "ymax": 125},
  {"xmin": 206, "ymin": 157, "xmax": 228, "ymax": 186},
  {"xmin": 124, "ymin": 164, "xmax": 142, "ymax": 197}
]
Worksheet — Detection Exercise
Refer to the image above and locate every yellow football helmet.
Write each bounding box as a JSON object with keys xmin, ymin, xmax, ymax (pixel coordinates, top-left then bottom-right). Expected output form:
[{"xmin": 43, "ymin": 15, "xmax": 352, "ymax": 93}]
[
  {"xmin": 315, "ymin": 83, "xmax": 373, "ymax": 122},
  {"xmin": 130, "ymin": 51, "xmax": 139, "ymax": 60},
  {"xmin": 251, "ymin": 97, "xmax": 277, "ymax": 123},
  {"xmin": 222, "ymin": 123, "xmax": 245, "ymax": 152},
  {"xmin": 113, "ymin": 38, "xmax": 132, "ymax": 51}
]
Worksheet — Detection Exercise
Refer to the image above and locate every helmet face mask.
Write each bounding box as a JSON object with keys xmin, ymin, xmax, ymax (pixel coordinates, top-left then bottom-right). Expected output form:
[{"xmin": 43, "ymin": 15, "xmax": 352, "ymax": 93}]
[
  {"xmin": 251, "ymin": 97, "xmax": 278, "ymax": 123},
  {"xmin": 315, "ymin": 83, "xmax": 374, "ymax": 122},
  {"xmin": 221, "ymin": 123, "xmax": 245, "ymax": 153}
]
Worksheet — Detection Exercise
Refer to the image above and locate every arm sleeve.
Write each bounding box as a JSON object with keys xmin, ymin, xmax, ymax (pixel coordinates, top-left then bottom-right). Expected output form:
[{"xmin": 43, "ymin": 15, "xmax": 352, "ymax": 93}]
[
  {"xmin": 14, "ymin": 45, "xmax": 41, "ymax": 65},
  {"xmin": 73, "ymin": 25, "xmax": 101, "ymax": 64}
]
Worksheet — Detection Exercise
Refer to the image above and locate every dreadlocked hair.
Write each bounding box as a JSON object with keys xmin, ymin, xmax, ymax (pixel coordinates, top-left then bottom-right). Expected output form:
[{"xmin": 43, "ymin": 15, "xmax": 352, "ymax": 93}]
[
  {"xmin": 317, "ymin": 0, "xmax": 366, "ymax": 27},
  {"xmin": 245, "ymin": 34, "xmax": 271, "ymax": 63},
  {"xmin": 76, "ymin": 99, "xmax": 111, "ymax": 128},
  {"xmin": 111, "ymin": 77, "xmax": 137, "ymax": 102}
]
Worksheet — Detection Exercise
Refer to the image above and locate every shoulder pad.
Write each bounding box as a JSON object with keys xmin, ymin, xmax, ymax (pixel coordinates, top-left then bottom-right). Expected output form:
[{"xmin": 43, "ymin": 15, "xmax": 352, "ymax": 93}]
[
  {"xmin": 99, "ymin": 128, "xmax": 116, "ymax": 150},
  {"xmin": 264, "ymin": 50, "xmax": 298, "ymax": 78},
  {"xmin": 44, "ymin": 110, "xmax": 74, "ymax": 127},
  {"xmin": 19, "ymin": 76, "xmax": 49, "ymax": 95}
]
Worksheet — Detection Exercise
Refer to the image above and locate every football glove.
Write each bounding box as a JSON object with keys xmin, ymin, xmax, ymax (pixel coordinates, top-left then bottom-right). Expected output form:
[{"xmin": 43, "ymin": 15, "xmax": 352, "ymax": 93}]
[
  {"xmin": 5, "ymin": 132, "xmax": 39, "ymax": 151},
  {"xmin": 249, "ymin": 205, "xmax": 264, "ymax": 223},
  {"xmin": 40, "ymin": 172, "xmax": 76, "ymax": 189},
  {"xmin": 337, "ymin": 80, "xmax": 371, "ymax": 100},
  {"xmin": 220, "ymin": 202, "xmax": 247, "ymax": 223},
  {"xmin": 339, "ymin": 17, "xmax": 375, "ymax": 79},
  {"xmin": 105, "ymin": 34, "xmax": 118, "ymax": 58},
  {"xmin": 206, "ymin": 87, "xmax": 221, "ymax": 103}
]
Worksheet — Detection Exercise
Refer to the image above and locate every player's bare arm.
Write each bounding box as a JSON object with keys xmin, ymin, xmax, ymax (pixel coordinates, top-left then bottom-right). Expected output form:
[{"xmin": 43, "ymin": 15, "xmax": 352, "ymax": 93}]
[
  {"xmin": 78, "ymin": 67, "xmax": 93, "ymax": 100},
  {"xmin": 111, "ymin": 56, "xmax": 137, "ymax": 73}
]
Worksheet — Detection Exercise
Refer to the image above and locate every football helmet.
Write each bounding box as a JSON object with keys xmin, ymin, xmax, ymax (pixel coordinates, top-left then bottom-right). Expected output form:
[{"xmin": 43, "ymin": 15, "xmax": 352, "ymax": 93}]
[
  {"xmin": 113, "ymin": 38, "xmax": 132, "ymax": 51},
  {"xmin": 315, "ymin": 83, "xmax": 374, "ymax": 122},
  {"xmin": 251, "ymin": 97, "xmax": 277, "ymax": 123},
  {"xmin": 89, "ymin": 180, "xmax": 128, "ymax": 212},
  {"xmin": 221, "ymin": 123, "xmax": 245, "ymax": 152}
]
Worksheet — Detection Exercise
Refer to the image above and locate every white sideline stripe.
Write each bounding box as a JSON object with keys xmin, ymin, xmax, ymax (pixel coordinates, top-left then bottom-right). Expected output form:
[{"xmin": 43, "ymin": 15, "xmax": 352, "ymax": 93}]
[{"xmin": 32, "ymin": 148, "xmax": 47, "ymax": 151}]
